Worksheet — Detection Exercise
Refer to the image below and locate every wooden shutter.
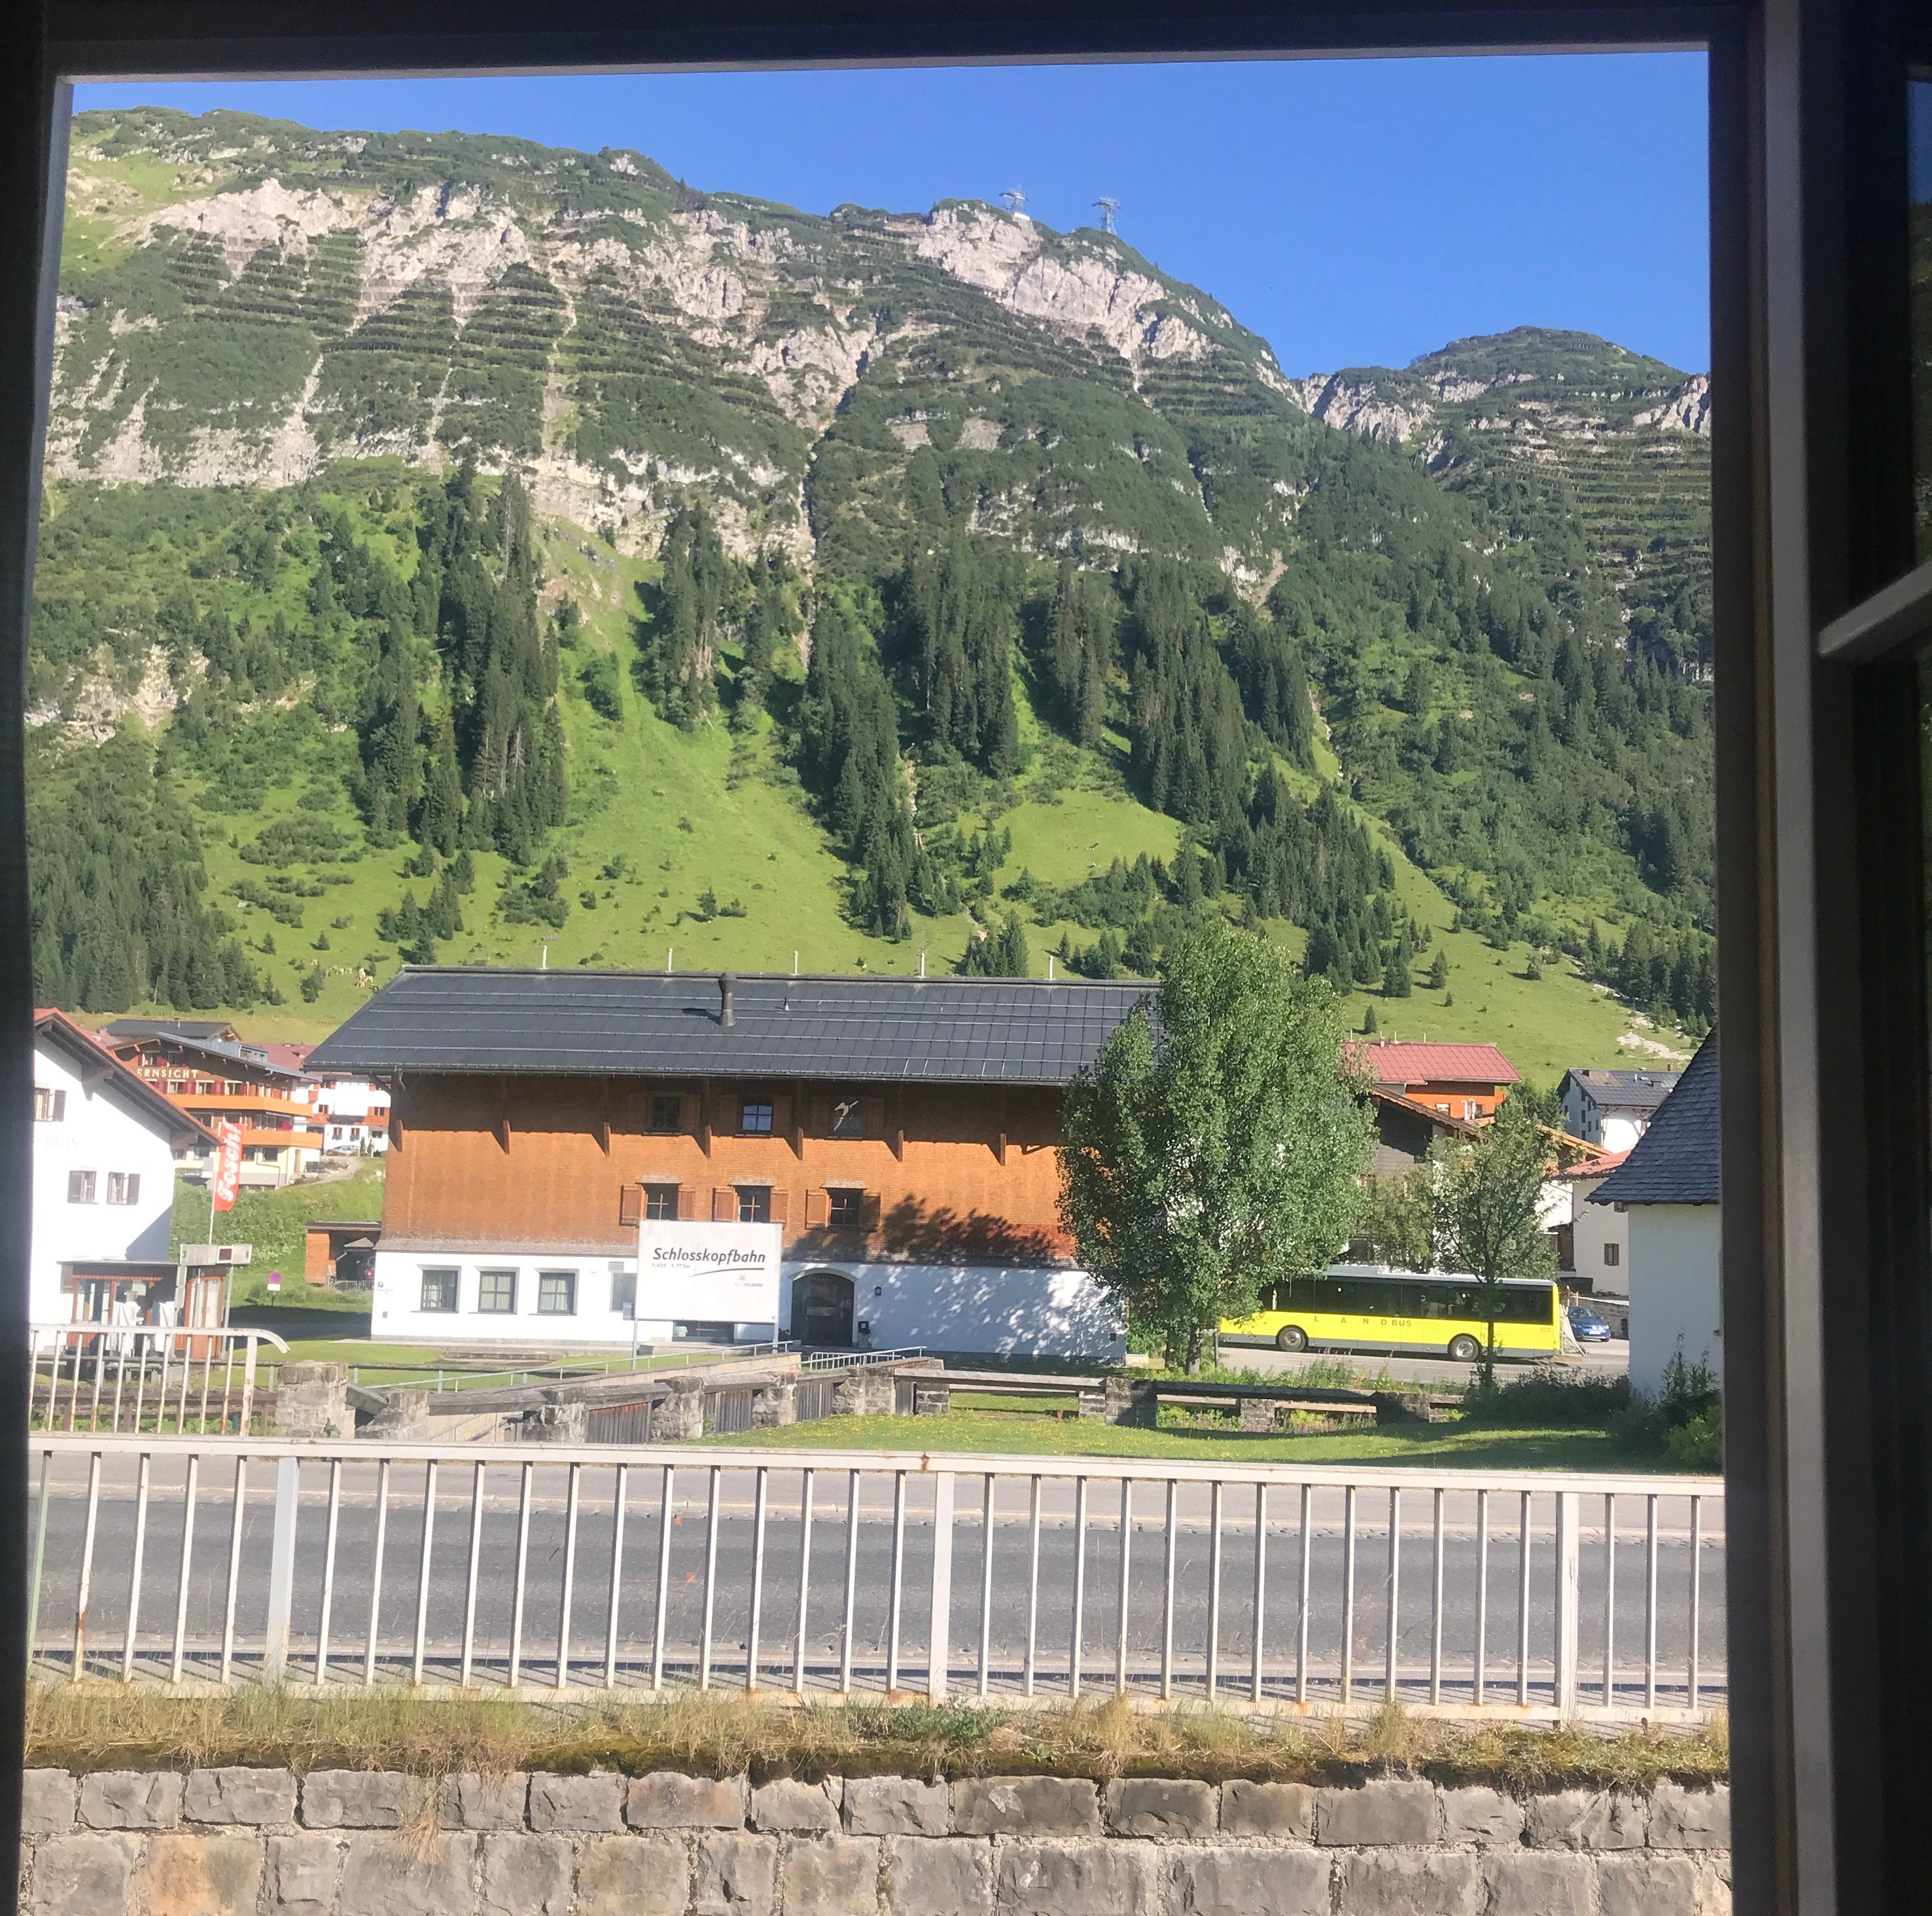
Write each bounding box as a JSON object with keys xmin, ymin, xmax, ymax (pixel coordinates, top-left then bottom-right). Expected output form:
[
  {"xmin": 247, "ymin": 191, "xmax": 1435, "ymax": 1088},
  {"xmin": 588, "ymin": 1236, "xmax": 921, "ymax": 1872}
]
[
  {"xmin": 810, "ymin": 1095, "xmax": 833, "ymax": 1134},
  {"xmin": 769, "ymin": 1188, "xmax": 790, "ymax": 1226},
  {"xmin": 677, "ymin": 1186, "xmax": 697, "ymax": 1221},
  {"xmin": 862, "ymin": 1095, "xmax": 886, "ymax": 1139},
  {"xmin": 712, "ymin": 1187, "xmax": 737, "ymax": 1222},
  {"xmin": 804, "ymin": 1188, "xmax": 830, "ymax": 1228},
  {"xmin": 860, "ymin": 1191, "xmax": 882, "ymax": 1232},
  {"xmin": 618, "ymin": 1185, "xmax": 643, "ymax": 1228}
]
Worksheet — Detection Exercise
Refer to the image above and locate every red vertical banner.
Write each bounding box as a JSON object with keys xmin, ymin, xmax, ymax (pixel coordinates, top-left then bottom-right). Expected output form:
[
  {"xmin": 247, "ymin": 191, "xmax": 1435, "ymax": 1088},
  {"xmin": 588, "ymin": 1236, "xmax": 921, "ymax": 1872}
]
[{"xmin": 211, "ymin": 1122, "xmax": 243, "ymax": 1213}]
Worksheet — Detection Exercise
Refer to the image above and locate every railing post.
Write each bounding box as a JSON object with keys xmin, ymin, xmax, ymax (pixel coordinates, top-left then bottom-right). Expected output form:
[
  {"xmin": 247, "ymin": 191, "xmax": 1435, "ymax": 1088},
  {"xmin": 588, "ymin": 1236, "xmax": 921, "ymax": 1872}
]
[
  {"xmin": 264, "ymin": 1454, "xmax": 300, "ymax": 1685},
  {"xmin": 928, "ymin": 1471, "xmax": 955, "ymax": 1702},
  {"xmin": 1554, "ymin": 1489, "xmax": 1580, "ymax": 1718},
  {"xmin": 239, "ymin": 1337, "xmax": 258, "ymax": 1434}
]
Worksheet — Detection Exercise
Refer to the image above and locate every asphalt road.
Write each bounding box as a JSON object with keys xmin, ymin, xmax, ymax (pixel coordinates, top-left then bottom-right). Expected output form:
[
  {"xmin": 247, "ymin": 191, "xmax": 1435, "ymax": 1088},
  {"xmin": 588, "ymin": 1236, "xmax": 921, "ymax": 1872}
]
[
  {"xmin": 33, "ymin": 1452, "xmax": 1719, "ymax": 1708},
  {"xmin": 1221, "ymin": 1339, "xmax": 1632, "ymax": 1389}
]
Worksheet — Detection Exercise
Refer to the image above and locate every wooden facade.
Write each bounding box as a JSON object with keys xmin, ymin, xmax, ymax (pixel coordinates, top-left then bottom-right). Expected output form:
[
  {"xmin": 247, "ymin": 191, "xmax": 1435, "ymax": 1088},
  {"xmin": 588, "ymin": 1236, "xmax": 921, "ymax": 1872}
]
[{"xmin": 383, "ymin": 1073, "xmax": 1072, "ymax": 1265}]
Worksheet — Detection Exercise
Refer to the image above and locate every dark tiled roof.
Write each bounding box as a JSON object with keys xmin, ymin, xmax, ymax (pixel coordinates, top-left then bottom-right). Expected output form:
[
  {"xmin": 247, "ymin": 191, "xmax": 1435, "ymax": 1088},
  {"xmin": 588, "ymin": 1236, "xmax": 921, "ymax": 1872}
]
[
  {"xmin": 307, "ymin": 967, "xmax": 1158, "ymax": 1086},
  {"xmin": 1589, "ymin": 1033, "xmax": 1718, "ymax": 1206},
  {"xmin": 1564, "ymin": 1066, "xmax": 1682, "ymax": 1111}
]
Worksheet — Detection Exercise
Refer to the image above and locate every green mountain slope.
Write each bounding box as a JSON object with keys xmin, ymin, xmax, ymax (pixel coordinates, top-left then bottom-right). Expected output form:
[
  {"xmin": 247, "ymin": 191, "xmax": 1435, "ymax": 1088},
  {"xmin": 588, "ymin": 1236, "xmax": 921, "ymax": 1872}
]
[{"xmin": 29, "ymin": 107, "xmax": 1710, "ymax": 1081}]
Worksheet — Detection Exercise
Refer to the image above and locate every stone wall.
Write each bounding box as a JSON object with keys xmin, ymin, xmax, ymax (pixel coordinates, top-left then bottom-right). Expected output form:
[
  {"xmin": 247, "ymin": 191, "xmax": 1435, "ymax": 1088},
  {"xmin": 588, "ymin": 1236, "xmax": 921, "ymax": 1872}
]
[{"xmin": 18, "ymin": 1765, "xmax": 1730, "ymax": 1914}]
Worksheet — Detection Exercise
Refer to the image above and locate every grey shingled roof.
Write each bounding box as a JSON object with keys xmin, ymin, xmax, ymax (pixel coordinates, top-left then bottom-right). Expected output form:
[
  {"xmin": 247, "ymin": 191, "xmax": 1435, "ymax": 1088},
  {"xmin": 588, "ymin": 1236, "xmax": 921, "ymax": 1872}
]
[
  {"xmin": 1589, "ymin": 1032, "xmax": 1718, "ymax": 1206},
  {"xmin": 306, "ymin": 967, "xmax": 1158, "ymax": 1086},
  {"xmin": 1566, "ymin": 1066, "xmax": 1681, "ymax": 1112}
]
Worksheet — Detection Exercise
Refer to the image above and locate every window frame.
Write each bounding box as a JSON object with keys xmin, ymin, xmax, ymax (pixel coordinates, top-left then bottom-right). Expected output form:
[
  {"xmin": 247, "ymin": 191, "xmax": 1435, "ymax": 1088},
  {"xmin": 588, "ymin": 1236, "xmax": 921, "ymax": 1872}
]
[
  {"xmin": 826, "ymin": 1186, "xmax": 864, "ymax": 1230},
  {"xmin": 419, "ymin": 1267, "xmax": 459, "ymax": 1314},
  {"xmin": 739, "ymin": 1099, "xmax": 774, "ymax": 1135},
  {"xmin": 736, "ymin": 1184, "xmax": 773, "ymax": 1224},
  {"xmin": 536, "ymin": 1269, "xmax": 577, "ymax": 1316},
  {"xmin": 476, "ymin": 1268, "xmax": 518, "ymax": 1315},
  {"xmin": 5, "ymin": 5, "xmax": 1925, "ymax": 1909},
  {"xmin": 644, "ymin": 1182, "xmax": 679, "ymax": 1221}
]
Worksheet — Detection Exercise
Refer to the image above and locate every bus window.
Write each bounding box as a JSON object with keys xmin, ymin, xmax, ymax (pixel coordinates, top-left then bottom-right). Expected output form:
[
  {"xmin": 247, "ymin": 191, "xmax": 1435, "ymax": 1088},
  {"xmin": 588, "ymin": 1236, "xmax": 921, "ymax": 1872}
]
[{"xmin": 1407, "ymin": 1286, "xmax": 1452, "ymax": 1319}]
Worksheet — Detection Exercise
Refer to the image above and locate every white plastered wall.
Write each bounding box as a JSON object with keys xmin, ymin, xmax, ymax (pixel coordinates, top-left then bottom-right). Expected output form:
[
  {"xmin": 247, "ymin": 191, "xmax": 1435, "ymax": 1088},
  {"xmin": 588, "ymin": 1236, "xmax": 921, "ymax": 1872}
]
[{"xmin": 1625, "ymin": 1203, "xmax": 1722, "ymax": 1397}]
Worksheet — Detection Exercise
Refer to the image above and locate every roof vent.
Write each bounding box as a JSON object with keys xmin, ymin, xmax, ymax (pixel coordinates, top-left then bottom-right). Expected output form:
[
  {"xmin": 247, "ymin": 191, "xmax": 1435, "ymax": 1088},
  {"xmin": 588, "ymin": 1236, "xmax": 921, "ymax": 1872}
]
[{"xmin": 719, "ymin": 973, "xmax": 736, "ymax": 1029}]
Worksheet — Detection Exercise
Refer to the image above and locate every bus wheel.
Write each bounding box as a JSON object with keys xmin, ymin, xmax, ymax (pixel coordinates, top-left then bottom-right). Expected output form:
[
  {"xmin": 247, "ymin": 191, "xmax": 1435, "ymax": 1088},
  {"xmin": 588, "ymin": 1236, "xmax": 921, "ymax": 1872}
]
[
  {"xmin": 1448, "ymin": 1335, "xmax": 1481, "ymax": 1362},
  {"xmin": 1276, "ymin": 1326, "xmax": 1308, "ymax": 1353}
]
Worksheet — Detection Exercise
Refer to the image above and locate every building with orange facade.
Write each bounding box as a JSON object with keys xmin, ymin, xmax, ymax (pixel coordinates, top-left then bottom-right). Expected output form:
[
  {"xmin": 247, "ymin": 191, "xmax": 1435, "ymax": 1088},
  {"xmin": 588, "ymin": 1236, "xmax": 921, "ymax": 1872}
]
[
  {"xmin": 307, "ymin": 967, "xmax": 1153, "ymax": 1357},
  {"xmin": 1352, "ymin": 1040, "xmax": 1521, "ymax": 1123},
  {"xmin": 101, "ymin": 1020, "xmax": 325, "ymax": 1188}
]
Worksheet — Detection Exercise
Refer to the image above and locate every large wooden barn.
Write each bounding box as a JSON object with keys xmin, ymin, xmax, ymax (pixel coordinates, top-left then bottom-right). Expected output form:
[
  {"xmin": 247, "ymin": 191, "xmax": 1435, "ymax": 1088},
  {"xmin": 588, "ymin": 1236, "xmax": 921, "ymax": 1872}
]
[{"xmin": 307, "ymin": 967, "xmax": 1156, "ymax": 1358}]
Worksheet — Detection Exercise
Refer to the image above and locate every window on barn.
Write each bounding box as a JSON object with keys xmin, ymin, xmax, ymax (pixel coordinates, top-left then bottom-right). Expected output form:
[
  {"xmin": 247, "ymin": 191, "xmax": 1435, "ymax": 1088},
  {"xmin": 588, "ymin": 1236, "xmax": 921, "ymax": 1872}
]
[
  {"xmin": 648, "ymin": 1095, "xmax": 681, "ymax": 1134},
  {"xmin": 66, "ymin": 1171, "xmax": 95, "ymax": 1204},
  {"xmin": 538, "ymin": 1270, "xmax": 577, "ymax": 1315},
  {"xmin": 828, "ymin": 1188, "xmax": 864, "ymax": 1230},
  {"xmin": 737, "ymin": 1186, "xmax": 773, "ymax": 1224},
  {"xmin": 645, "ymin": 1183, "xmax": 678, "ymax": 1220},
  {"xmin": 477, "ymin": 1269, "xmax": 517, "ymax": 1313},
  {"xmin": 419, "ymin": 1268, "xmax": 459, "ymax": 1313},
  {"xmin": 741, "ymin": 1100, "xmax": 773, "ymax": 1135}
]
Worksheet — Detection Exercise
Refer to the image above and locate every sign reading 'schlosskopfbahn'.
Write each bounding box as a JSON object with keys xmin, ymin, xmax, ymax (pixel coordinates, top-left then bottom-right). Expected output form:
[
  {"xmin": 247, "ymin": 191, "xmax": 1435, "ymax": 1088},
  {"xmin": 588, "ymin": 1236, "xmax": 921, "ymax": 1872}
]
[{"xmin": 634, "ymin": 1220, "xmax": 782, "ymax": 1330}]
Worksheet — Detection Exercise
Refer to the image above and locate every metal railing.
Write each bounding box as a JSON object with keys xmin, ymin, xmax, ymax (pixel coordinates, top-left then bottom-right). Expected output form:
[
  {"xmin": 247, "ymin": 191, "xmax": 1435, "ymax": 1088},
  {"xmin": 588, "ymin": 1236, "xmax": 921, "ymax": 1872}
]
[
  {"xmin": 29, "ymin": 1326, "xmax": 290, "ymax": 1436},
  {"xmin": 353, "ymin": 1338, "xmax": 803, "ymax": 1394},
  {"xmin": 24, "ymin": 1436, "xmax": 1723, "ymax": 1718},
  {"xmin": 798, "ymin": 1347, "xmax": 926, "ymax": 1370}
]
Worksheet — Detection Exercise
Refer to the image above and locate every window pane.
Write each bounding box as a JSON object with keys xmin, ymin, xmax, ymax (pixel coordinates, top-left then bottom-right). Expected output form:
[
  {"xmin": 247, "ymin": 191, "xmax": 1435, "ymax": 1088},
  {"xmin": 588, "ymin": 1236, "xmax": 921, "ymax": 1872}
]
[
  {"xmin": 737, "ymin": 1186, "xmax": 772, "ymax": 1224},
  {"xmin": 649, "ymin": 1095, "xmax": 681, "ymax": 1135},
  {"xmin": 478, "ymin": 1268, "xmax": 517, "ymax": 1313},
  {"xmin": 831, "ymin": 1097, "xmax": 865, "ymax": 1139},
  {"xmin": 421, "ymin": 1268, "xmax": 458, "ymax": 1312},
  {"xmin": 828, "ymin": 1188, "xmax": 863, "ymax": 1230},
  {"xmin": 538, "ymin": 1271, "xmax": 576, "ymax": 1314},
  {"xmin": 645, "ymin": 1183, "xmax": 678, "ymax": 1220},
  {"xmin": 741, "ymin": 1101, "xmax": 773, "ymax": 1134}
]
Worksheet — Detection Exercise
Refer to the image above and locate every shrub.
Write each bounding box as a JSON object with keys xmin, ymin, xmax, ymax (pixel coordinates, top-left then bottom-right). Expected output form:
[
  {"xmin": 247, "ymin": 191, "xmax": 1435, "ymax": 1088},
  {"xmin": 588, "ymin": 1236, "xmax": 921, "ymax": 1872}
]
[
  {"xmin": 1609, "ymin": 1349, "xmax": 1722, "ymax": 1467},
  {"xmin": 1461, "ymin": 1364, "xmax": 1630, "ymax": 1427}
]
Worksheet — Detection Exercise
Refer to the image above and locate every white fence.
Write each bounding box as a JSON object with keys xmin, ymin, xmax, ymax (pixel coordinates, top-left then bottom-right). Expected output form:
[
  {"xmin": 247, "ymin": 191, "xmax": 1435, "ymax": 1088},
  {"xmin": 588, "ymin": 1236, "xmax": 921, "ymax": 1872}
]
[
  {"xmin": 27, "ymin": 1436, "xmax": 1723, "ymax": 1720},
  {"xmin": 29, "ymin": 1325, "xmax": 289, "ymax": 1436}
]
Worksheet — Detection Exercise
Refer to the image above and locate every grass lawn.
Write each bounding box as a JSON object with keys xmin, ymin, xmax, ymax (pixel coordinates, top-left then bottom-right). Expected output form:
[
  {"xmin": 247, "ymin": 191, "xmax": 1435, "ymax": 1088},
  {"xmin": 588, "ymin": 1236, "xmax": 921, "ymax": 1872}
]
[
  {"xmin": 697, "ymin": 1408, "xmax": 1653, "ymax": 1472},
  {"xmin": 171, "ymin": 1167, "xmax": 385, "ymax": 1309}
]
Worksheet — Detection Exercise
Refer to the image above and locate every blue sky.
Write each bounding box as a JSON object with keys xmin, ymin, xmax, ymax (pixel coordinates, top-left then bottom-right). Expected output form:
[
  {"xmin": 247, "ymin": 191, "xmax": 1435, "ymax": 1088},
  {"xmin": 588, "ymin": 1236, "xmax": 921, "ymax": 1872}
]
[{"xmin": 77, "ymin": 55, "xmax": 1710, "ymax": 376}]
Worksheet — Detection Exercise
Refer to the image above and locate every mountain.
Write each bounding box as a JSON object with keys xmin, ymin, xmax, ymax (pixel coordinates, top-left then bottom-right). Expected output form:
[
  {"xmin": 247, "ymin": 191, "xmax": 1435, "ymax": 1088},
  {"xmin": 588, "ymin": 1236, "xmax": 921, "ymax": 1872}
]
[{"xmin": 29, "ymin": 107, "xmax": 1712, "ymax": 1078}]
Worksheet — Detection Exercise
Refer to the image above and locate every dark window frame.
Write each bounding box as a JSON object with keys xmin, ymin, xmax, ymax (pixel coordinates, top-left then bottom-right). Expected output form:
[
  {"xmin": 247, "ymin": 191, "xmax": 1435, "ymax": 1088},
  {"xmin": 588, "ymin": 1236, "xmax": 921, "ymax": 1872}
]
[
  {"xmin": 644, "ymin": 1182, "xmax": 678, "ymax": 1221},
  {"xmin": 419, "ymin": 1267, "xmax": 459, "ymax": 1314},
  {"xmin": 536, "ymin": 1269, "xmax": 577, "ymax": 1316},
  {"xmin": 5, "ymin": 6, "xmax": 1928, "ymax": 1909},
  {"xmin": 476, "ymin": 1268, "xmax": 517, "ymax": 1314},
  {"xmin": 737, "ymin": 1184, "xmax": 773, "ymax": 1224},
  {"xmin": 739, "ymin": 1100, "xmax": 774, "ymax": 1135},
  {"xmin": 826, "ymin": 1187, "xmax": 864, "ymax": 1230},
  {"xmin": 647, "ymin": 1093, "xmax": 682, "ymax": 1135}
]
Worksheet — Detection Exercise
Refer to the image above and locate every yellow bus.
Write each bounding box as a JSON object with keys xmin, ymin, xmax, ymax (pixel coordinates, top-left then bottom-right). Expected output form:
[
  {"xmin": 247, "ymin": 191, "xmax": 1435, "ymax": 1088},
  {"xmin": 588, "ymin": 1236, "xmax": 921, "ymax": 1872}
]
[{"xmin": 1219, "ymin": 1264, "xmax": 1564, "ymax": 1362}]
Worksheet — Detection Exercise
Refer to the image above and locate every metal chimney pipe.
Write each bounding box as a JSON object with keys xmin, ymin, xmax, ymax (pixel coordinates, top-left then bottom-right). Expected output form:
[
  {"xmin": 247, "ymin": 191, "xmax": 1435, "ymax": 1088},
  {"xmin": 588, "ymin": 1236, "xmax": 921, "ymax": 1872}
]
[{"xmin": 719, "ymin": 973, "xmax": 735, "ymax": 1028}]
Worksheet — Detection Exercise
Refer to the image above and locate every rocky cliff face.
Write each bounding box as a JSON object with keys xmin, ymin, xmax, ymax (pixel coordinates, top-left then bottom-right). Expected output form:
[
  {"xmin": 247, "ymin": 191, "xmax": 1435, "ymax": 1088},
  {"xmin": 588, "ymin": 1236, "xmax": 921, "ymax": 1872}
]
[
  {"xmin": 50, "ymin": 111, "xmax": 1303, "ymax": 573},
  {"xmin": 50, "ymin": 108, "xmax": 1709, "ymax": 630}
]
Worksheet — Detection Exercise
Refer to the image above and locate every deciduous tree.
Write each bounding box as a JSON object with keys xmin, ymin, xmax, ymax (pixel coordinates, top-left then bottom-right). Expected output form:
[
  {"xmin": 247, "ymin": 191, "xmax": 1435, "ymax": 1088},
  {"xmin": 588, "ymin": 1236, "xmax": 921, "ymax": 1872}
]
[{"xmin": 1059, "ymin": 923, "xmax": 1375, "ymax": 1370}]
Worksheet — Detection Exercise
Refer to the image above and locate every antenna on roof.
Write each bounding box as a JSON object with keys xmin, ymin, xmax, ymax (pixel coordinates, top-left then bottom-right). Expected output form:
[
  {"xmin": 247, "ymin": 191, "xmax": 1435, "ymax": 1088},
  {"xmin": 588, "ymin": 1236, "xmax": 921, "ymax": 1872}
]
[
  {"xmin": 1000, "ymin": 186, "xmax": 1028, "ymax": 219},
  {"xmin": 1093, "ymin": 196, "xmax": 1121, "ymax": 235}
]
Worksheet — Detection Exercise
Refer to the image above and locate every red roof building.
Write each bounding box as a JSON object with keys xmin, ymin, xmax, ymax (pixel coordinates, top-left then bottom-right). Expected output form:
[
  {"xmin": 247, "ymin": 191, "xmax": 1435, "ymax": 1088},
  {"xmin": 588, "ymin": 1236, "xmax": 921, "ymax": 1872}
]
[{"xmin": 1351, "ymin": 1040, "xmax": 1522, "ymax": 1122}]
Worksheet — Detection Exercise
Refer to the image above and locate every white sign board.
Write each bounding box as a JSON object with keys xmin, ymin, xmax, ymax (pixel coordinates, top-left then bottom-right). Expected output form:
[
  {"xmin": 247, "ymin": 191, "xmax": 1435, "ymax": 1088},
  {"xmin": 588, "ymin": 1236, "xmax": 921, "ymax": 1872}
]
[{"xmin": 635, "ymin": 1220, "xmax": 782, "ymax": 1328}]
